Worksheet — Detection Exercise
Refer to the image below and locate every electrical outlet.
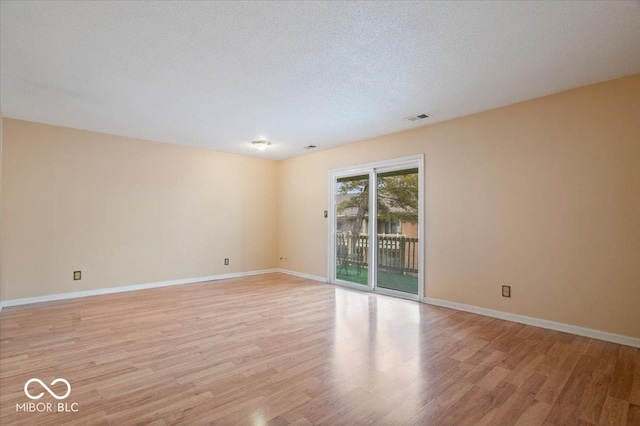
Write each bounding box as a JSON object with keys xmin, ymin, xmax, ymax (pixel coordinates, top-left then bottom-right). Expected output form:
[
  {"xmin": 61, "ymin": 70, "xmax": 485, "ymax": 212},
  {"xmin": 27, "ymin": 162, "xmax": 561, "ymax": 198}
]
[
  {"xmin": 502, "ymin": 285, "xmax": 511, "ymax": 298},
  {"xmin": 224, "ymin": 258, "xmax": 229, "ymax": 266},
  {"xmin": 73, "ymin": 271, "xmax": 81, "ymax": 280}
]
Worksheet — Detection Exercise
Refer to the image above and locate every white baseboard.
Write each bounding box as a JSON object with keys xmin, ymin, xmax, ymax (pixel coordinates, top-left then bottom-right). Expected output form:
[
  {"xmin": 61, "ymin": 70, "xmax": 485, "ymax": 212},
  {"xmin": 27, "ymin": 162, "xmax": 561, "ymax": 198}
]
[
  {"xmin": 2, "ymin": 271, "xmax": 636, "ymax": 348},
  {"xmin": 0, "ymin": 269, "xmax": 278, "ymax": 309},
  {"xmin": 277, "ymin": 268, "xmax": 327, "ymax": 283},
  {"xmin": 423, "ymin": 297, "xmax": 640, "ymax": 348}
]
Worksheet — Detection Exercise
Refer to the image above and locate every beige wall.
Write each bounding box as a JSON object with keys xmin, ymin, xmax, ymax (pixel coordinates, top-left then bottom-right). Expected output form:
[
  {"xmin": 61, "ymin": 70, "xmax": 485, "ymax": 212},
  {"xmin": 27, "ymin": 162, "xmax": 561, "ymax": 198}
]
[
  {"xmin": 278, "ymin": 74, "xmax": 640, "ymax": 337},
  {"xmin": 0, "ymin": 113, "xmax": 3, "ymax": 305},
  {"xmin": 1, "ymin": 120, "xmax": 278, "ymax": 300},
  {"xmin": 2, "ymin": 74, "xmax": 638, "ymax": 338}
]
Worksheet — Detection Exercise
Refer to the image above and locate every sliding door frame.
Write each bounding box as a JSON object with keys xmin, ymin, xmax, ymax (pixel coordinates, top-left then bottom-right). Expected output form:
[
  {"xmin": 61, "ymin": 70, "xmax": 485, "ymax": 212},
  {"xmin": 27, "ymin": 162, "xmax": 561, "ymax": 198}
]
[{"xmin": 327, "ymin": 154, "xmax": 424, "ymax": 301}]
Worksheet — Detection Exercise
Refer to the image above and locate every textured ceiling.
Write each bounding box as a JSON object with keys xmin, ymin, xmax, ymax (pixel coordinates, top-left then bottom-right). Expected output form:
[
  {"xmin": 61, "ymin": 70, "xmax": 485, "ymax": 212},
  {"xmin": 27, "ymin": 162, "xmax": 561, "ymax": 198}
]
[{"xmin": 2, "ymin": 1, "xmax": 640, "ymax": 160}]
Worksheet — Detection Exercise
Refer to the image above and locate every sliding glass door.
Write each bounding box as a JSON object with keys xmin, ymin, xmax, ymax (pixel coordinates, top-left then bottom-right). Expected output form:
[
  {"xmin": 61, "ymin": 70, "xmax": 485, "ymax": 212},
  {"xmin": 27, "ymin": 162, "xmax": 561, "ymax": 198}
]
[
  {"xmin": 335, "ymin": 174, "xmax": 370, "ymax": 287},
  {"xmin": 375, "ymin": 168, "xmax": 420, "ymax": 295},
  {"xmin": 329, "ymin": 156, "xmax": 423, "ymax": 300}
]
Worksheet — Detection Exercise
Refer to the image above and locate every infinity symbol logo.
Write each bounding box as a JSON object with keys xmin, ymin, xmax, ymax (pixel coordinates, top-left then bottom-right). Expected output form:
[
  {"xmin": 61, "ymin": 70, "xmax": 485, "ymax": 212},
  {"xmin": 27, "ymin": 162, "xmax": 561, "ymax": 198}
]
[{"xmin": 24, "ymin": 378, "xmax": 72, "ymax": 400}]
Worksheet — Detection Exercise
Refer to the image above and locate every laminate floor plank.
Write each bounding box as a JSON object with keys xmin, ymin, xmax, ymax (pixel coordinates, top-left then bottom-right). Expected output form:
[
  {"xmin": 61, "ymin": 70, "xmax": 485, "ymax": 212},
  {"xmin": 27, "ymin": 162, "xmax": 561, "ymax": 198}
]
[{"xmin": 0, "ymin": 273, "xmax": 637, "ymax": 425}]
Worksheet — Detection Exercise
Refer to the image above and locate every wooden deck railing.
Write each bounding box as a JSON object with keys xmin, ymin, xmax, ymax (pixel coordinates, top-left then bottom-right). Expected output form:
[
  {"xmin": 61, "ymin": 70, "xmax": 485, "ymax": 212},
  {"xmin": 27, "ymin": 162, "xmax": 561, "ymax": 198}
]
[{"xmin": 336, "ymin": 232, "xmax": 418, "ymax": 274}]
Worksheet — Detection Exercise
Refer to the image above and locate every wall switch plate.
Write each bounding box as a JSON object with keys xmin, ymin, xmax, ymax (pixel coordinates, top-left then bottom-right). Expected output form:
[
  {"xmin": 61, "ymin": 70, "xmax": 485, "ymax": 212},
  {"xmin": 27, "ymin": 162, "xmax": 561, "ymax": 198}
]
[
  {"xmin": 73, "ymin": 271, "xmax": 81, "ymax": 280},
  {"xmin": 502, "ymin": 285, "xmax": 511, "ymax": 298},
  {"xmin": 224, "ymin": 258, "xmax": 229, "ymax": 266},
  {"xmin": 324, "ymin": 210, "xmax": 328, "ymax": 218}
]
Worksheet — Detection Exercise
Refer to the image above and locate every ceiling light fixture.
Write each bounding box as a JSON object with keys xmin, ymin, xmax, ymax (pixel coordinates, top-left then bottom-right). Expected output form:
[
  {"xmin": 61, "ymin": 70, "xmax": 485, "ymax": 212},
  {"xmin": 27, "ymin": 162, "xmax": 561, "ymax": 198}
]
[{"xmin": 251, "ymin": 140, "xmax": 271, "ymax": 151}]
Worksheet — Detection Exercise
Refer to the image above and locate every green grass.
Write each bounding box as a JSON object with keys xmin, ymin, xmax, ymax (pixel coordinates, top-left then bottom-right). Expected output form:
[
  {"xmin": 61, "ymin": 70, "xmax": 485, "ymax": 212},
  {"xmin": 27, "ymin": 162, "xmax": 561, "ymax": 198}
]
[{"xmin": 336, "ymin": 265, "xmax": 418, "ymax": 294}]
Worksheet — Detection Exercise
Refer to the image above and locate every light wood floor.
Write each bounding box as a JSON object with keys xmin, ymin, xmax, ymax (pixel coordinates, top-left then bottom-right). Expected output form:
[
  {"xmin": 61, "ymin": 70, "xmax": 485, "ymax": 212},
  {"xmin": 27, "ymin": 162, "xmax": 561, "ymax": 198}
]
[{"xmin": 1, "ymin": 273, "xmax": 638, "ymax": 425}]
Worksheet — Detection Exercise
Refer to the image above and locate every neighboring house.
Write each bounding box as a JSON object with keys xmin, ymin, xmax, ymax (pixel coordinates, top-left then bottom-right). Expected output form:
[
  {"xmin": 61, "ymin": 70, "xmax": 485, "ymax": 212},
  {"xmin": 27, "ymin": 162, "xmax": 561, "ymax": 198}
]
[{"xmin": 335, "ymin": 193, "xmax": 418, "ymax": 238}]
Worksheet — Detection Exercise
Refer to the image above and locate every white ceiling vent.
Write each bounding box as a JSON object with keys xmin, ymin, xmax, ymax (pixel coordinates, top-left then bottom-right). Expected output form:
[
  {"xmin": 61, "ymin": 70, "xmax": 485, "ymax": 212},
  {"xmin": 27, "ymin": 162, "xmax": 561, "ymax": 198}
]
[{"xmin": 405, "ymin": 113, "xmax": 431, "ymax": 122}]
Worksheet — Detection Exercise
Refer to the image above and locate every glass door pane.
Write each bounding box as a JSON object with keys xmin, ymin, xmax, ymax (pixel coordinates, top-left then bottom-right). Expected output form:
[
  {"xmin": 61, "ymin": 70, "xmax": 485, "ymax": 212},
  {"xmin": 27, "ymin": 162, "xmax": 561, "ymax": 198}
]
[
  {"xmin": 375, "ymin": 168, "xmax": 419, "ymax": 295},
  {"xmin": 335, "ymin": 174, "xmax": 369, "ymax": 286}
]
